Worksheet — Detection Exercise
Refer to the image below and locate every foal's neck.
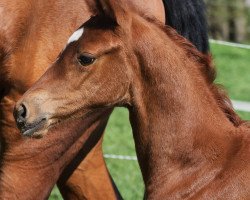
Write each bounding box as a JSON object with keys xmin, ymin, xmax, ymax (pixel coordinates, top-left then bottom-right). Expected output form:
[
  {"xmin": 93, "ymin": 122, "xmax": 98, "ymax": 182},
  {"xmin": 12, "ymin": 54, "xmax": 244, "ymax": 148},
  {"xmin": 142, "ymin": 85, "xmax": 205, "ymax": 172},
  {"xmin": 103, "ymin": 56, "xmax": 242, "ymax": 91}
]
[{"xmin": 129, "ymin": 24, "xmax": 238, "ymax": 197}]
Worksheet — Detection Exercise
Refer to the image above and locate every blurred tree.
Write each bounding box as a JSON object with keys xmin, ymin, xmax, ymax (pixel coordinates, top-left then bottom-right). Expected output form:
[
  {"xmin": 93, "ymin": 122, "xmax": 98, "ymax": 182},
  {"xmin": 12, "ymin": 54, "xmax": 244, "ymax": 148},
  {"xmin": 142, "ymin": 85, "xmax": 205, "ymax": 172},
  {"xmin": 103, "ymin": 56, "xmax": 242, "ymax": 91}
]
[
  {"xmin": 247, "ymin": 1, "xmax": 250, "ymax": 42},
  {"xmin": 227, "ymin": 0, "xmax": 247, "ymax": 42},
  {"xmin": 205, "ymin": 0, "xmax": 228, "ymax": 40},
  {"xmin": 205, "ymin": 0, "xmax": 249, "ymax": 42}
]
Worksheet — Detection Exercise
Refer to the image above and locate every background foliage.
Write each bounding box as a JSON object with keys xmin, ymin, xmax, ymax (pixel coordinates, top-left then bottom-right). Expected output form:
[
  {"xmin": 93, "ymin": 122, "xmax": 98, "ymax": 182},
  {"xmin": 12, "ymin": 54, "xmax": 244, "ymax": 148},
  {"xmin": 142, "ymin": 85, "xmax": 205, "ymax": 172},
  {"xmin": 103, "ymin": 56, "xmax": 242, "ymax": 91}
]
[{"xmin": 205, "ymin": 0, "xmax": 250, "ymax": 43}]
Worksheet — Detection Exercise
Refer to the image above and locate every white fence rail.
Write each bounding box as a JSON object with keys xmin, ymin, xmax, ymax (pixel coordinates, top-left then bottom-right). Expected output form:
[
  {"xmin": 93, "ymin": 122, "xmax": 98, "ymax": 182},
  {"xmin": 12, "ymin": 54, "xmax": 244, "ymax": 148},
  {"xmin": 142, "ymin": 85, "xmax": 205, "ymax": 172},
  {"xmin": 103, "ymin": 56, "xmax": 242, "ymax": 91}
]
[
  {"xmin": 210, "ymin": 39, "xmax": 250, "ymax": 50},
  {"xmin": 104, "ymin": 154, "xmax": 137, "ymax": 161},
  {"xmin": 232, "ymin": 100, "xmax": 250, "ymax": 112}
]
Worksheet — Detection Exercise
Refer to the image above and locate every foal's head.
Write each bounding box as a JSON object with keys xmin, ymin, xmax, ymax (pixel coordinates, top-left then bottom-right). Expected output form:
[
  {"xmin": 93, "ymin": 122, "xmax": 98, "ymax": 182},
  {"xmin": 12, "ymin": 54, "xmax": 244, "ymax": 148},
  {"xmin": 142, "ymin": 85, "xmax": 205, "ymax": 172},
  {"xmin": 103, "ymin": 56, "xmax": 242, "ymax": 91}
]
[
  {"xmin": 14, "ymin": 0, "xmax": 136, "ymax": 136},
  {"xmin": 14, "ymin": 0, "xmax": 240, "ymax": 137}
]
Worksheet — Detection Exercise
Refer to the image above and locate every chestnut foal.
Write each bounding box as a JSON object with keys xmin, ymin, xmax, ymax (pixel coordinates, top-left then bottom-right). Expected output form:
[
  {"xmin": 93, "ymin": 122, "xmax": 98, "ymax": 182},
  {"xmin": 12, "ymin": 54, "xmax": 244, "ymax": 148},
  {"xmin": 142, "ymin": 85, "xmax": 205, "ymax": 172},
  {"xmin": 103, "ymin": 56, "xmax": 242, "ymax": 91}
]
[
  {"xmin": 0, "ymin": 0, "xmax": 164, "ymax": 199},
  {"xmin": 16, "ymin": 0, "xmax": 250, "ymax": 199},
  {"xmin": 0, "ymin": 0, "xmax": 210, "ymax": 199}
]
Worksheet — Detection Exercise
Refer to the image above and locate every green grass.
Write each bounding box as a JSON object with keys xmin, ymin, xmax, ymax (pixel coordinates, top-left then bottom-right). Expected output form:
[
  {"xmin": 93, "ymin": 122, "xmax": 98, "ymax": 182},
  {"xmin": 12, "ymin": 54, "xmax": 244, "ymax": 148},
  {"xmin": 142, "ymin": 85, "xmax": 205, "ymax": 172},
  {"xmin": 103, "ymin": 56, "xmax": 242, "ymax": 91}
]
[
  {"xmin": 49, "ymin": 44, "xmax": 250, "ymax": 199},
  {"xmin": 49, "ymin": 187, "xmax": 61, "ymax": 200},
  {"xmin": 211, "ymin": 43, "xmax": 250, "ymax": 101},
  {"xmin": 237, "ymin": 111, "xmax": 250, "ymax": 120}
]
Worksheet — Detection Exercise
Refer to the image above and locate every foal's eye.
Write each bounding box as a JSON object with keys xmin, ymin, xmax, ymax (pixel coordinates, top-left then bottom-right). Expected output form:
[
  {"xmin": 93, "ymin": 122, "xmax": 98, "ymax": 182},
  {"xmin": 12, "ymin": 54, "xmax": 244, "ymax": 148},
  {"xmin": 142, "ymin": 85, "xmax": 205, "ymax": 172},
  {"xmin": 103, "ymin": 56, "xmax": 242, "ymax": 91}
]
[{"xmin": 77, "ymin": 54, "xmax": 96, "ymax": 66}]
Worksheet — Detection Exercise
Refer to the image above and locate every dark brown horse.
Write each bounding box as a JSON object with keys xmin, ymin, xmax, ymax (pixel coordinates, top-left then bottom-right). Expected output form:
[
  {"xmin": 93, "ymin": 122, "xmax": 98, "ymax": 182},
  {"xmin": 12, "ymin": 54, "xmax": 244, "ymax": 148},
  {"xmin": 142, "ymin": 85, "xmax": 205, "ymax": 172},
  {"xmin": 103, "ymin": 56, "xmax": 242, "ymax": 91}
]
[
  {"xmin": 15, "ymin": 0, "xmax": 250, "ymax": 199},
  {"xmin": 0, "ymin": 0, "xmax": 209, "ymax": 199}
]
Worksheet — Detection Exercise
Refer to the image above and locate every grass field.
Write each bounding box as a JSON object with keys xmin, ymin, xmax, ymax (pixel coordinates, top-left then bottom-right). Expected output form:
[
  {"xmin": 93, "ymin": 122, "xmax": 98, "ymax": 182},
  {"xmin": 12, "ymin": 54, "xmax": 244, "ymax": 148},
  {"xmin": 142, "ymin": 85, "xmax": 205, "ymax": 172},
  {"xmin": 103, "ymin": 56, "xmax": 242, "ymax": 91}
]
[{"xmin": 49, "ymin": 43, "xmax": 250, "ymax": 199}]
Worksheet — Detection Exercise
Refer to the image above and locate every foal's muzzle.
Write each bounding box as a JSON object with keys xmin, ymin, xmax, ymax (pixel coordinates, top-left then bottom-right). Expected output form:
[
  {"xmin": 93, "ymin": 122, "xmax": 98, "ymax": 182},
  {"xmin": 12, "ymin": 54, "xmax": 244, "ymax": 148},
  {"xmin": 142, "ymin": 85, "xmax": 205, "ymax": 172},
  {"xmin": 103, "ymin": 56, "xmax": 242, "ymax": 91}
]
[{"xmin": 13, "ymin": 102, "xmax": 47, "ymax": 136}]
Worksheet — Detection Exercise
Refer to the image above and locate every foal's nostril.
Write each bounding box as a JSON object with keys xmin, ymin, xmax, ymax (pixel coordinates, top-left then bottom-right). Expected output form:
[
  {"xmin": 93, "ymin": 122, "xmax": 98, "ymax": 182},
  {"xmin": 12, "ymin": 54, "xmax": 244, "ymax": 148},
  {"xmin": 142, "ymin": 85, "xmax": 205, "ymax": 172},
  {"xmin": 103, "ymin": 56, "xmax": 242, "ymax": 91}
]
[
  {"xmin": 14, "ymin": 103, "xmax": 29, "ymax": 130},
  {"xmin": 18, "ymin": 104, "xmax": 27, "ymax": 119},
  {"xmin": 14, "ymin": 103, "xmax": 28, "ymax": 123}
]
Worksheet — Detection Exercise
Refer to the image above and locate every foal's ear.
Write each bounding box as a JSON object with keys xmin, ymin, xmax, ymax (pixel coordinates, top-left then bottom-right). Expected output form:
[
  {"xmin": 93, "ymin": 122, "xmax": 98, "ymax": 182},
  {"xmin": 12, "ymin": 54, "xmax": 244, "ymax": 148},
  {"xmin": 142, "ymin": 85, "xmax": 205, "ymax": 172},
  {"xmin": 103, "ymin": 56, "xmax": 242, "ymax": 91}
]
[{"xmin": 97, "ymin": 0, "xmax": 131, "ymax": 27}]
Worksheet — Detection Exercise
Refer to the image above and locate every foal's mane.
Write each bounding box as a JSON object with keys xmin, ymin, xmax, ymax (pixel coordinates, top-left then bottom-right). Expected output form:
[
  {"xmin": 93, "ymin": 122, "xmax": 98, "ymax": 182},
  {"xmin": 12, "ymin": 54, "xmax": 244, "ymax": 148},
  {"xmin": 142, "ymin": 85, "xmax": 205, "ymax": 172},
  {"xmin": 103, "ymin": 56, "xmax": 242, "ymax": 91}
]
[{"xmin": 143, "ymin": 16, "xmax": 243, "ymax": 127}]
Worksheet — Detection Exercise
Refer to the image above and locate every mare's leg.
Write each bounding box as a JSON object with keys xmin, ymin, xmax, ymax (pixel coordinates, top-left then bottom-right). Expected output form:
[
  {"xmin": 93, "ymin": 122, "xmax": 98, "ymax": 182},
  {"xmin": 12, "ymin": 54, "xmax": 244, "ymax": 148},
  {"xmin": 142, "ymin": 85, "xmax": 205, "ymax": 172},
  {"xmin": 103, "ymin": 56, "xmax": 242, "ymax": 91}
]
[{"xmin": 58, "ymin": 136, "xmax": 121, "ymax": 200}]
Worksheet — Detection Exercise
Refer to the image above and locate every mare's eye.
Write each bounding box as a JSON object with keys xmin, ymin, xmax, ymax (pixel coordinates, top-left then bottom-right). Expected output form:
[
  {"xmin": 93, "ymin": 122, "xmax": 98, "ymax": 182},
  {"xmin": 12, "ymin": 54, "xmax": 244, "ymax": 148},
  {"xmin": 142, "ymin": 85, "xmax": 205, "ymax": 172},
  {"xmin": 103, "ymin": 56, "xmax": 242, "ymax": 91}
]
[{"xmin": 77, "ymin": 54, "xmax": 96, "ymax": 66}]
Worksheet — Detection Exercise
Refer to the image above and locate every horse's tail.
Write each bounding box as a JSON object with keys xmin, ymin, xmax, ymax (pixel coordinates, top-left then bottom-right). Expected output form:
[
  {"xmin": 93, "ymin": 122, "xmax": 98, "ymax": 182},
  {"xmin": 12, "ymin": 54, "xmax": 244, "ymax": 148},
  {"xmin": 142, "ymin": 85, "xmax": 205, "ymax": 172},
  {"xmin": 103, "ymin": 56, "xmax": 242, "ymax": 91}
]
[{"xmin": 163, "ymin": 0, "xmax": 209, "ymax": 53}]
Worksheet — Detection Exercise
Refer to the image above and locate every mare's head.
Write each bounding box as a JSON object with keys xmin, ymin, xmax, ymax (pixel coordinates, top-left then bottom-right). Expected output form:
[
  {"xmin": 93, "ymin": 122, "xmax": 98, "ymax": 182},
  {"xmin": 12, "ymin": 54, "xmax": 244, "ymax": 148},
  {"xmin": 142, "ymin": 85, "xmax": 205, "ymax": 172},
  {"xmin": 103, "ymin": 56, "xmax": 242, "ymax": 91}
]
[{"xmin": 14, "ymin": 0, "xmax": 136, "ymax": 136}]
